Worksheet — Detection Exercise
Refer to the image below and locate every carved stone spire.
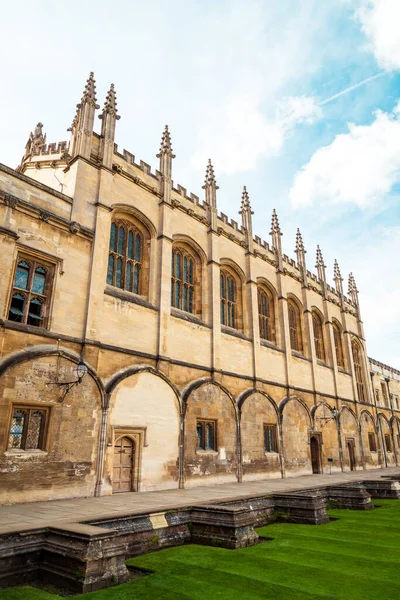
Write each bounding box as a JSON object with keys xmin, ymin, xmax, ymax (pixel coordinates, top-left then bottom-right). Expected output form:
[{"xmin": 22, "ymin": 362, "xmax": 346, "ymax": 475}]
[
  {"xmin": 270, "ymin": 209, "xmax": 283, "ymax": 272},
  {"xmin": 21, "ymin": 122, "xmax": 47, "ymax": 163},
  {"xmin": 348, "ymin": 272, "xmax": 359, "ymax": 306},
  {"xmin": 157, "ymin": 125, "xmax": 175, "ymax": 204},
  {"xmin": 239, "ymin": 186, "xmax": 254, "ymax": 251},
  {"xmin": 315, "ymin": 245, "xmax": 327, "ymax": 294},
  {"xmin": 203, "ymin": 159, "xmax": 218, "ymax": 230},
  {"xmin": 333, "ymin": 259, "xmax": 343, "ymax": 296},
  {"xmin": 295, "ymin": 228, "xmax": 306, "ymax": 267},
  {"xmin": 99, "ymin": 83, "xmax": 121, "ymax": 169},
  {"xmin": 71, "ymin": 72, "xmax": 100, "ymax": 160}
]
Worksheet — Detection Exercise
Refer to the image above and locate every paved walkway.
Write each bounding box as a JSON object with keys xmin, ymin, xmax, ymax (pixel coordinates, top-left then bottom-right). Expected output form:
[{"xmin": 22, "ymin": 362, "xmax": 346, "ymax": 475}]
[{"xmin": 1, "ymin": 467, "xmax": 399, "ymax": 534}]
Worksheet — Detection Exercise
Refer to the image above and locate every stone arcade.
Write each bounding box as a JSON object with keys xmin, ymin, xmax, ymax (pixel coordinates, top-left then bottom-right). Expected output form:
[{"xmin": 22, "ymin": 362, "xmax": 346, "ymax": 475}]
[{"xmin": 1, "ymin": 73, "xmax": 400, "ymax": 506}]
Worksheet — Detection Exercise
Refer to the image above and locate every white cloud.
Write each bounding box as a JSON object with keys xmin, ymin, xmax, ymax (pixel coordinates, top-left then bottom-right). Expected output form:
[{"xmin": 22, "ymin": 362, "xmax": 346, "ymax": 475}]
[
  {"xmin": 289, "ymin": 101, "xmax": 400, "ymax": 208},
  {"xmin": 354, "ymin": 0, "xmax": 400, "ymax": 70},
  {"xmin": 191, "ymin": 95, "xmax": 321, "ymax": 175}
]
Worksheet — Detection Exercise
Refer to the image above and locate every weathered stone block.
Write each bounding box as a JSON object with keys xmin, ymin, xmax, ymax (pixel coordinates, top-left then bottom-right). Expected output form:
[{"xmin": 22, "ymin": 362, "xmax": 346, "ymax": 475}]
[
  {"xmin": 363, "ymin": 479, "xmax": 400, "ymax": 499},
  {"xmin": 327, "ymin": 485, "xmax": 374, "ymax": 510},
  {"xmin": 191, "ymin": 504, "xmax": 259, "ymax": 549},
  {"xmin": 220, "ymin": 495, "xmax": 275, "ymax": 526},
  {"xmin": 274, "ymin": 491, "xmax": 329, "ymax": 525}
]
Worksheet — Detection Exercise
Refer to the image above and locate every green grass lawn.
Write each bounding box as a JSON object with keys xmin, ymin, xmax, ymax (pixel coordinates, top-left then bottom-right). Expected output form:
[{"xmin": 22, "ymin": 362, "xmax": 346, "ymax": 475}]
[{"xmin": 1, "ymin": 499, "xmax": 400, "ymax": 600}]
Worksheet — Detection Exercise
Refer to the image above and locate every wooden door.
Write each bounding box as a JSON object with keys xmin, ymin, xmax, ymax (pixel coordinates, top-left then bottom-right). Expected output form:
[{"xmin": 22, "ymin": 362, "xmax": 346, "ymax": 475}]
[
  {"xmin": 347, "ymin": 439, "xmax": 356, "ymax": 471},
  {"xmin": 113, "ymin": 436, "xmax": 134, "ymax": 492},
  {"xmin": 310, "ymin": 436, "xmax": 321, "ymax": 474}
]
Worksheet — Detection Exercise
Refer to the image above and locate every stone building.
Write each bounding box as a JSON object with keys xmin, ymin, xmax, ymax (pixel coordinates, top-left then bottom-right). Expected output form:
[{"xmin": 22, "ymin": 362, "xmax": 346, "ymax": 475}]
[{"xmin": 0, "ymin": 73, "xmax": 399, "ymax": 504}]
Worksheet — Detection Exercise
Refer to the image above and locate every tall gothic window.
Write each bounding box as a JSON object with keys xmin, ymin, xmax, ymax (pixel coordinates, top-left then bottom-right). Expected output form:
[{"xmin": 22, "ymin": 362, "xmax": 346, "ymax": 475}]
[
  {"xmin": 107, "ymin": 220, "xmax": 142, "ymax": 294},
  {"xmin": 312, "ymin": 311, "xmax": 325, "ymax": 361},
  {"xmin": 288, "ymin": 299, "xmax": 303, "ymax": 353},
  {"xmin": 352, "ymin": 340, "xmax": 366, "ymax": 403},
  {"xmin": 171, "ymin": 248, "xmax": 195, "ymax": 313},
  {"xmin": 8, "ymin": 255, "xmax": 53, "ymax": 328},
  {"xmin": 258, "ymin": 288, "xmax": 275, "ymax": 343},
  {"xmin": 333, "ymin": 321, "xmax": 345, "ymax": 369},
  {"xmin": 220, "ymin": 270, "xmax": 237, "ymax": 328}
]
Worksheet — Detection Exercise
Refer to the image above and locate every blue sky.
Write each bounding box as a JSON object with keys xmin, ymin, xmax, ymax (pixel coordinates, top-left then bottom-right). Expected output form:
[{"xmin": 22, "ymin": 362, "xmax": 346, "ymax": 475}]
[{"xmin": 1, "ymin": 0, "xmax": 399, "ymax": 367}]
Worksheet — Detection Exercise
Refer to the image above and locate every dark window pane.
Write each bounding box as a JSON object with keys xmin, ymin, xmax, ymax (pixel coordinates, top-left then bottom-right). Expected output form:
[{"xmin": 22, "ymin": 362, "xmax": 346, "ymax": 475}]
[
  {"xmin": 8, "ymin": 410, "xmax": 26, "ymax": 449},
  {"xmin": 116, "ymin": 257, "xmax": 123, "ymax": 288},
  {"xmin": 183, "ymin": 285, "xmax": 188, "ymax": 312},
  {"xmin": 196, "ymin": 423, "xmax": 203, "ymax": 449},
  {"xmin": 110, "ymin": 223, "xmax": 117, "ymax": 251},
  {"xmin": 32, "ymin": 269, "xmax": 46, "ymax": 294},
  {"xmin": 117, "ymin": 227, "xmax": 125, "ymax": 255},
  {"xmin": 128, "ymin": 231, "xmax": 134, "ymax": 259},
  {"xmin": 107, "ymin": 255, "xmax": 114, "ymax": 285},
  {"xmin": 27, "ymin": 298, "xmax": 43, "ymax": 326},
  {"xmin": 133, "ymin": 265, "xmax": 140, "ymax": 294},
  {"xmin": 183, "ymin": 256, "xmax": 187, "ymax": 283},
  {"xmin": 15, "ymin": 263, "xmax": 30, "ymax": 290},
  {"xmin": 9, "ymin": 294, "xmax": 25, "ymax": 321},
  {"xmin": 26, "ymin": 411, "xmax": 44, "ymax": 450},
  {"xmin": 220, "ymin": 274, "xmax": 225, "ymax": 299},
  {"xmin": 189, "ymin": 259, "xmax": 193, "ymax": 284},
  {"xmin": 126, "ymin": 262, "xmax": 132, "ymax": 291},
  {"xmin": 135, "ymin": 234, "xmax": 141, "ymax": 262},
  {"xmin": 175, "ymin": 281, "xmax": 180, "ymax": 309},
  {"xmin": 171, "ymin": 251, "xmax": 175, "ymax": 277},
  {"xmin": 189, "ymin": 287, "xmax": 194, "ymax": 314},
  {"xmin": 176, "ymin": 253, "xmax": 181, "ymax": 279},
  {"xmin": 205, "ymin": 423, "xmax": 214, "ymax": 450},
  {"xmin": 221, "ymin": 300, "xmax": 225, "ymax": 325}
]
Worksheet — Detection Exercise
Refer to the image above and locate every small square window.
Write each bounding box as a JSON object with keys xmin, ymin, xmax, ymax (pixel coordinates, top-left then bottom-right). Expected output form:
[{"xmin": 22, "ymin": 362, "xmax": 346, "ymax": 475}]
[
  {"xmin": 7, "ymin": 406, "xmax": 49, "ymax": 451},
  {"xmin": 264, "ymin": 424, "xmax": 278, "ymax": 453},
  {"xmin": 196, "ymin": 420, "xmax": 217, "ymax": 451}
]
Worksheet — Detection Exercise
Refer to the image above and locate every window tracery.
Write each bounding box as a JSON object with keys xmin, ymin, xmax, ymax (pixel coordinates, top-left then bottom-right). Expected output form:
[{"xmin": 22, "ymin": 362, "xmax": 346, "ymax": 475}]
[{"xmin": 107, "ymin": 220, "xmax": 143, "ymax": 294}]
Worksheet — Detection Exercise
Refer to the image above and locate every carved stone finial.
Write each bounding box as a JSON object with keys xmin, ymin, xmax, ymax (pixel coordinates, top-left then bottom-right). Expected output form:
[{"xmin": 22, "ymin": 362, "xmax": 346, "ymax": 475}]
[
  {"xmin": 270, "ymin": 209, "xmax": 282, "ymax": 236},
  {"xmin": 295, "ymin": 228, "xmax": 305, "ymax": 254},
  {"xmin": 157, "ymin": 125, "xmax": 175, "ymax": 158},
  {"xmin": 203, "ymin": 159, "xmax": 218, "ymax": 190},
  {"xmin": 82, "ymin": 71, "xmax": 98, "ymax": 106},
  {"xmin": 348, "ymin": 272, "xmax": 358, "ymax": 295},
  {"xmin": 68, "ymin": 106, "xmax": 80, "ymax": 133},
  {"xmin": 22, "ymin": 122, "xmax": 47, "ymax": 161},
  {"xmin": 239, "ymin": 186, "xmax": 253, "ymax": 214},
  {"xmin": 101, "ymin": 83, "xmax": 121, "ymax": 119},
  {"xmin": 315, "ymin": 245, "xmax": 325, "ymax": 269},
  {"xmin": 334, "ymin": 259, "xmax": 342, "ymax": 283}
]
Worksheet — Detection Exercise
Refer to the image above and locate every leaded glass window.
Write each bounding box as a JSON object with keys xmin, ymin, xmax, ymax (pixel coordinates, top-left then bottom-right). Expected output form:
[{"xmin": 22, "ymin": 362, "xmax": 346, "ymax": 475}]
[
  {"xmin": 258, "ymin": 288, "xmax": 275, "ymax": 343},
  {"xmin": 220, "ymin": 270, "xmax": 236, "ymax": 329},
  {"xmin": 196, "ymin": 420, "xmax": 217, "ymax": 451},
  {"xmin": 333, "ymin": 322, "xmax": 344, "ymax": 368},
  {"xmin": 351, "ymin": 340, "xmax": 366, "ymax": 403},
  {"xmin": 7, "ymin": 407, "xmax": 47, "ymax": 451},
  {"xmin": 264, "ymin": 424, "xmax": 278, "ymax": 453},
  {"xmin": 107, "ymin": 220, "xmax": 142, "ymax": 294},
  {"xmin": 312, "ymin": 312, "xmax": 325, "ymax": 361},
  {"xmin": 288, "ymin": 300, "xmax": 303, "ymax": 353},
  {"xmin": 171, "ymin": 248, "xmax": 195, "ymax": 313},
  {"xmin": 8, "ymin": 255, "xmax": 52, "ymax": 328}
]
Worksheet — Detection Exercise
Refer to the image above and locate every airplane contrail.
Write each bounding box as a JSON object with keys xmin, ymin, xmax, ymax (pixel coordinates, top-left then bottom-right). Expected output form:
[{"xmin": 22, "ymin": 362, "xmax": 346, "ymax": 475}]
[{"xmin": 318, "ymin": 71, "xmax": 388, "ymax": 106}]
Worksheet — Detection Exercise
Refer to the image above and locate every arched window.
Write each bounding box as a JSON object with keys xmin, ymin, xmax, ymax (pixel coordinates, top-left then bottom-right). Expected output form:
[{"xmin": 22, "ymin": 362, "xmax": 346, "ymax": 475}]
[
  {"xmin": 107, "ymin": 220, "xmax": 143, "ymax": 294},
  {"xmin": 288, "ymin": 299, "xmax": 303, "ymax": 353},
  {"xmin": 220, "ymin": 269, "xmax": 237, "ymax": 328},
  {"xmin": 8, "ymin": 256, "xmax": 52, "ymax": 328},
  {"xmin": 333, "ymin": 321, "xmax": 345, "ymax": 368},
  {"xmin": 258, "ymin": 287, "xmax": 275, "ymax": 343},
  {"xmin": 171, "ymin": 247, "xmax": 195, "ymax": 313},
  {"xmin": 352, "ymin": 340, "xmax": 366, "ymax": 402},
  {"xmin": 312, "ymin": 311, "xmax": 325, "ymax": 362}
]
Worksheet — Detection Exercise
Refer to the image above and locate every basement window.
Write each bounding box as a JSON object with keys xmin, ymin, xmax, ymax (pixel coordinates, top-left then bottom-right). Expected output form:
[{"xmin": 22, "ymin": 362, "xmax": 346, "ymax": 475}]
[{"xmin": 196, "ymin": 420, "xmax": 217, "ymax": 451}]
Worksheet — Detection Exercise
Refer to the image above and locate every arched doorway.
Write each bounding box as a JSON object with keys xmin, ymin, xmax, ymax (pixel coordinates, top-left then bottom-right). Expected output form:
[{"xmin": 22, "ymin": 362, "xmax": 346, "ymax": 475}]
[
  {"xmin": 347, "ymin": 439, "xmax": 356, "ymax": 471},
  {"xmin": 113, "ymin": 436, "xmax": 134, "ymax": 493},
  {"xmin": 310, "ymin": 436, "xmax": 321, "ymax": 474}
]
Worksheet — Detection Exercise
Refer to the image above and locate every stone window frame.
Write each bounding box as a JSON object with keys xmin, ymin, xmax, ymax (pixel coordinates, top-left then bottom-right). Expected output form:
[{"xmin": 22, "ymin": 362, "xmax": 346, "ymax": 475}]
[
  {"xmin": 6, "ymin": 249, "xmax": 57, "ymax": 330},
  {"xmin": 311, "ymin": 309, "xmax": 326, "ymax": 363},
  {"xmin": 287, "ymin": 295, "xmax": 304, "ymax": 355},
  {"xmin": 351, "ymin": 339, "xmax": 366, "ymax": 403},
  {"xmin": 170, "ymin": 240, "xmax": 203, "ymax": 318},
  {"xmin": 111, "ymin": 427, "xmax": 146, "ymax": 493},
  {"xmin": 6, "ymin": 404, "xmax": 50, "ymax": 453},
  {"xmin": 220, "ymin": 262, "xmax": 244, "ymax": 332},
  {"xmin": 196, "ymin": 419, "xmax": 217, "ymax": 452},
  {"xmin": 263, "ymin": 423, "xmax": 278, "ymax": 453},
  {"xmin": 257, "ymin": 285, "xmax": 276, "ymax": 344},
  {"xmin": 384, "ymin": 433, "xmax": 392, "ymax": 453},
  {"xmin": 332, "ymin": 319, "xmax": 345, "ymax": 369},
  {"xmin": 368, "ymin": 431, "xmax": 377, "ymax": 453},
  {"xmin": 380, "ymin": 381, "xmax": 390, "ymax": 408}
]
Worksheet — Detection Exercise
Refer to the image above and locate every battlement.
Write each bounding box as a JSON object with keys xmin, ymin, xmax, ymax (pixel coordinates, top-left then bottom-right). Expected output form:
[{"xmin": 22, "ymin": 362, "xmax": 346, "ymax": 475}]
[
  {"xmin": 369, "ymin": 357, "xmax": 400, "ymax": 380},
  {"xmin": 31, "ymin": 141, "xmax": 68, "ymax": 157}
]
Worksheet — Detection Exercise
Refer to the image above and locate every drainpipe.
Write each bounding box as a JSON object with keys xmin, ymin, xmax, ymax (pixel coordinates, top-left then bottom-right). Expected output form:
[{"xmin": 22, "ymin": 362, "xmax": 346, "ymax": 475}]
[
  {"xmin": 95, "ymin": 398, "xmax": 109, "ymax": 497},
  {"xmin": 386, "ymin": 378, "xmax": 398, "ymax": 466},
  {"xmin": 335, "ymin": 412, "xmax": 344, "ymax": 472},
  {"xmin": 237, "ymin": 408, "xmax": 243, "ymax": 483},
  {"xmin": 278, "ymin": 414, "xmax": 285, "ymax": 479},
  {"xmin": 378, "ymin": 415, "xmax": 388, "ymax": 469},
  {"xmin": 179, "ymin": 404, "xmax": 186, "ymax": 489}
]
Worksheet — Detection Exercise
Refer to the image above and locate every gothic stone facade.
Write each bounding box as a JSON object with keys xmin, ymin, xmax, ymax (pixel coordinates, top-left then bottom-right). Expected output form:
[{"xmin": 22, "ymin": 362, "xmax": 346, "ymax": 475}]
[{"xmin": 0, "ymin": 74, "xmax": 399, "ymax": 505}]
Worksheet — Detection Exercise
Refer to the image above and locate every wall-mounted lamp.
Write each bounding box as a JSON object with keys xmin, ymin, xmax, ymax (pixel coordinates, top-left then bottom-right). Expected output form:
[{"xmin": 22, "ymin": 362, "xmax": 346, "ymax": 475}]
[
  {"xmin": 318, "ymin": 407, "xmax": 339, "ymax": 427},
  {"xmin": 46, "ymin": 360, "xmax": 88, "ymax": 403}
]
